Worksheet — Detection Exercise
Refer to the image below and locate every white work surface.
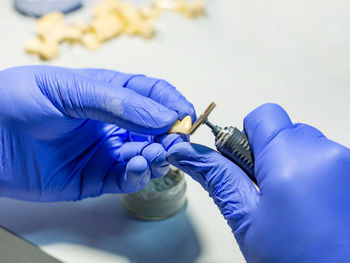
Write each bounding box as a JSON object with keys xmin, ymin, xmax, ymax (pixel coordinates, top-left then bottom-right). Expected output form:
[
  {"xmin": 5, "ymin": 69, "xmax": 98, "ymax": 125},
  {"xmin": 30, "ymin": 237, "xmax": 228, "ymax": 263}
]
[{"xmin": 1, "ymin": 0, "xmax": 350, "ymax": 262}]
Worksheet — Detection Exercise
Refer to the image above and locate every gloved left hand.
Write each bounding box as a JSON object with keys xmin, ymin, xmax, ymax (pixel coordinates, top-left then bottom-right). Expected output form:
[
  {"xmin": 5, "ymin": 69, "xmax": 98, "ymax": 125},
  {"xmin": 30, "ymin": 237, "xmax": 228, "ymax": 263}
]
[{"xmin": 0, "ymin": 65, "xmax": 195, "ymax": 201}]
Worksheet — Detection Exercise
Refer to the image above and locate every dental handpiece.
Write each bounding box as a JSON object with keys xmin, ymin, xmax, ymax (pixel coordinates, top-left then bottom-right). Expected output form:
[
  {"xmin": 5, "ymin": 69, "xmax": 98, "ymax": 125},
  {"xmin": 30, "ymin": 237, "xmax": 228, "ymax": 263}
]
[{"xmin": 189, "ymin": 103, "xmax": 256, "ymax": 184}]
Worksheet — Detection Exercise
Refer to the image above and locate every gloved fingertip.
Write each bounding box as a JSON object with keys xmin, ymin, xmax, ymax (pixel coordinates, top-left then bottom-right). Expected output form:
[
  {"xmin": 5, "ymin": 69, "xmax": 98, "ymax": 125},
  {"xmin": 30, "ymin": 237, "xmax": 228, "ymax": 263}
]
[
  {"xmin": 176, "ymin": 101, "xmax": 197, "ymax": 122},
  {"xmin": 157, "ymin": 134, "xmax": 189, "ymax": 151},
  {"xmin": 104, "ymin": 88, "xmax": 179, "ymax": 135},
  {"xmin": 145, "ymin": 78, "xmax": 197, "ymax": 124},
  {"xmin": 119, "ymin": 156, "xmax": 151, "ymax": 193},
  {"xmin": 142, "ymin": 143, "xmax": 166, "ymax": 165},
  {"xmin": 118, "ymin": 141, "xmax": 150, "ymax": 162},
  {"xmin": 167, "ymin": 142, "xmax": 194, "ymax": 160},
  {"xmin": 189, "ymin": 106, "xmax": 197, "ymax": 123},
  {"xmin": 244, "ymin": 103, "xmax": 292, "ymax": 133},
  {"xmin": 151, "ymin": 163, "xmax": 170, "ymax": 178},
  {"xmin": 243, "ymin": 103, "xmax": 293, "ymax": 154},
  {"xmin": 142, "ymin": 143, "xmax": 169, "ymax": 178},
  {"xmin": 123, "ymin": 75, "xmax": 158, "ymax": 97}
]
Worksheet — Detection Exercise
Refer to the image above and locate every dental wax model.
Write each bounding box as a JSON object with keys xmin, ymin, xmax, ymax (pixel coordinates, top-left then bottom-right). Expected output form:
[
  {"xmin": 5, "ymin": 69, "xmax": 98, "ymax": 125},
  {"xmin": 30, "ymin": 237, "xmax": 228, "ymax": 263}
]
[
  {"xmin": 138, "ymin": 6, "xmax": 162, "ymax": 20},
  {"xmin": 169, "ymin": 115, "xmax": 192, "ymax": 134},
  {"xmin": 36, "ymin": 12, "xmax": 83, "ymax": 43},
  {"xmin": 25, "ymin": 0, "xmax": 205, "ymax": 60},
  {"xmin": 174, "ymin": 0, "xmax": 205, "ymax": 18},
  {"xmin": 24, "ymin": 37, "xmax": 59, "ymax": 60},
  {"xmin": 24, "ymin": 12, "xmax": 85, "ymax": 59},
  {"xmin": 92, "ymin": 0, "xmax": 156, "ymax": 39}
]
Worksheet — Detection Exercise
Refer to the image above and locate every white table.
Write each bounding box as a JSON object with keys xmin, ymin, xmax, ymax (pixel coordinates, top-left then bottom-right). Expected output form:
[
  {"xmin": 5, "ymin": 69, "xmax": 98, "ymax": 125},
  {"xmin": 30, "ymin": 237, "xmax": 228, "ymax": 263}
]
[{"xmin": 0, "ymin": 0, "xmax": 350, "ymax": 262}]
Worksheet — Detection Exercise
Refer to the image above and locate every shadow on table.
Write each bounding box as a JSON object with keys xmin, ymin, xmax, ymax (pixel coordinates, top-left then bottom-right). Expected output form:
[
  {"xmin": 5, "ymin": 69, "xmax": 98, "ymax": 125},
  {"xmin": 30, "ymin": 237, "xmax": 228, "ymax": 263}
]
[{"xmin": 0, "ymin": 195, "xmax": 201, "ymax": 263}]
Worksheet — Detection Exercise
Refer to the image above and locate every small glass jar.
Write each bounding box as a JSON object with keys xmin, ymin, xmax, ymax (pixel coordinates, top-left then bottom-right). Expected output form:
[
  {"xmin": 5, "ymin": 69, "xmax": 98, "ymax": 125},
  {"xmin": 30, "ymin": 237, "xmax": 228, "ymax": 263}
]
[{"xmin": 122, "ymin": 166, "xmax": 187, "ymax": 220}]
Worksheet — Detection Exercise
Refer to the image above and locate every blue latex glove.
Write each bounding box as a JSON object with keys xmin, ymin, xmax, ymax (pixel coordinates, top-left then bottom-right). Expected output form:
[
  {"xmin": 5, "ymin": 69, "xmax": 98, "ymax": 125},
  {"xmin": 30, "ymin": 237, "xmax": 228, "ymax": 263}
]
[
  {"xmin": 0, "ymin": 65, "xmax": 195, "ymax": 201},
  {"xmin": 165, "ymin": 103, "xmax": 350, "ymax": 262}
]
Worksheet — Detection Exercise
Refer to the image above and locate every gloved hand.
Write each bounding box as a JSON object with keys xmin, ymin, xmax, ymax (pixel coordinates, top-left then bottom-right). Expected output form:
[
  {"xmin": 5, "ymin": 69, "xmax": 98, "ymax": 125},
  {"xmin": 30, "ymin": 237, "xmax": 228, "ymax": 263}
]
[
  {"xmin": 0, "ymin": 65, "xmax": 195, "ymax": 201},
  {"xmin": 165, "ymin": 103, "xmax": 350, "ymax": 263}
]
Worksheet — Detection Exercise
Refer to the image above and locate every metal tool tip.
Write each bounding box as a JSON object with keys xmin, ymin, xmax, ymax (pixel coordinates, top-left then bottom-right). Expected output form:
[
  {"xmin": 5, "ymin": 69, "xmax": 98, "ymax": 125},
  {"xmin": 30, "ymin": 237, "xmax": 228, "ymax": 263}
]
[{"xmin": 189, "ymin": 102, "xmax": 216, "ymax": 135}]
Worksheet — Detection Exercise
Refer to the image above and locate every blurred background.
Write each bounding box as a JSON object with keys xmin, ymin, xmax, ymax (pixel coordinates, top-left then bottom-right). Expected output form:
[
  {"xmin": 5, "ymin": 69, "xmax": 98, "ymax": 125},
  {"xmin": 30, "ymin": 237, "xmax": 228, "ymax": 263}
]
[{"xmin": 0, "ymin": 0, "xmax": 350, "ymax": 262}]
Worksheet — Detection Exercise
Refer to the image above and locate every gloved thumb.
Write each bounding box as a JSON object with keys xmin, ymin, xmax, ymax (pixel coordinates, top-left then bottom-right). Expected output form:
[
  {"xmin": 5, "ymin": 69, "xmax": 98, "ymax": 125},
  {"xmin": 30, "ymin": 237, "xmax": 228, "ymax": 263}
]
[
  {"xmin": 243, "ymin": 103, "xmax": 293, "ymax": 156},
  {"xmin": 167, "ymin": 142, "xmax": 259, "ymax": 232},
  {"xmin": 37, "ymin": 67, "xmax": 178, "ymax": 135}
]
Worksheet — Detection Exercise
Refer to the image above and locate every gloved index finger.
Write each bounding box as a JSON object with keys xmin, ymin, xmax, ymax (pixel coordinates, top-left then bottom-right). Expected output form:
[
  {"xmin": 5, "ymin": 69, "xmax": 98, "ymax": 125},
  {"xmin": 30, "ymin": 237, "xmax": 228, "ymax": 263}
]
[
  {"xmin": 125, "ymin": 75, "xmax": 197, "ymax": 122},
  {"xmin": 167, "ymin": 142, "xmax": 259, "ymax": 232},
  {"xmin": 156, "ymin": 133, "xmax": 190, "ymax": 151},
  {"xmin": 38, "ymin": 68, "xmax": 179, "ymax": 135},
  {"xmin": 73, "ymin": 68, "xmax": 135, "ymax": 87},
  {"xmin": 74, "ymin": 68, "xmax": 197, "ymax": 123}
]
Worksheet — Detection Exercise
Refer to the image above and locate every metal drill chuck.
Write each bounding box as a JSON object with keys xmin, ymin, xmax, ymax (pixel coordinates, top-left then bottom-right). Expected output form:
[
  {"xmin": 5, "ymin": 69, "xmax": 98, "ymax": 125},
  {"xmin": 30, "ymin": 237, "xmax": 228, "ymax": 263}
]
[
  {"xmin": 189, "ymin": 102, "xmax": 256, "ymax": 184},
  {"xmin": 212, "ymin": 126, "xmax": 256, "ymax": 184}
]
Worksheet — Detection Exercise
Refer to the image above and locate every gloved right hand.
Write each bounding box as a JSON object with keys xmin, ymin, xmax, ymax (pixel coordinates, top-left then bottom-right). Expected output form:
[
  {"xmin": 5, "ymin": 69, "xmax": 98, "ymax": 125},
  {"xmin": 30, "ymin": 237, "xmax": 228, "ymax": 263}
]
[
  {"xmin": 0, "ymin": 66, "xmax": 195, "ymax": 202},
  {"xmin": 166, "ymin": 103, "xmax": 350, "ymax": 263}
]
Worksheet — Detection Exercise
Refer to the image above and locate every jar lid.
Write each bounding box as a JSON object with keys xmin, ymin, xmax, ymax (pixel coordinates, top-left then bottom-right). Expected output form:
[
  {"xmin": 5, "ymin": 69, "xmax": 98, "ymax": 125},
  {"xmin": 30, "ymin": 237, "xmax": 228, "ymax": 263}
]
[{"xmin": 15, "ymin": 0, "xmax": 83, "ymax": 17}]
